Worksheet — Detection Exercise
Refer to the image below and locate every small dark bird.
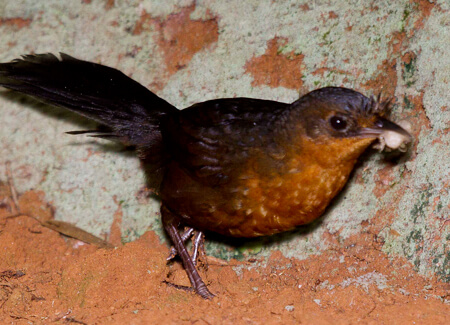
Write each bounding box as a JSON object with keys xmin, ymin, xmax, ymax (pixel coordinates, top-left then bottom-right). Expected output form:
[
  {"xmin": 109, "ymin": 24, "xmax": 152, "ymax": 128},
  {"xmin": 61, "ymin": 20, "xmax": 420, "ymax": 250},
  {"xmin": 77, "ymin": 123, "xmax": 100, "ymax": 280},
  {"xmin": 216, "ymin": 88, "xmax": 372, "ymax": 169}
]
[{"xmin": 0, "ymin": 53, "xmax": 411, "ymax": 299}]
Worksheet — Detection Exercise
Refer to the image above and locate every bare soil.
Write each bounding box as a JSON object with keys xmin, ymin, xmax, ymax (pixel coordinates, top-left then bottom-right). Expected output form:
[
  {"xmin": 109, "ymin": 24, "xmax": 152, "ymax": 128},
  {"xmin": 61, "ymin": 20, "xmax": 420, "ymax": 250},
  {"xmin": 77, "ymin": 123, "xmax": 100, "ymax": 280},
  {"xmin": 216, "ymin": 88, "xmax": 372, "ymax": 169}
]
[{"xmin": 0, "ymin": 185, "xmax": 448, "ymax": 324}]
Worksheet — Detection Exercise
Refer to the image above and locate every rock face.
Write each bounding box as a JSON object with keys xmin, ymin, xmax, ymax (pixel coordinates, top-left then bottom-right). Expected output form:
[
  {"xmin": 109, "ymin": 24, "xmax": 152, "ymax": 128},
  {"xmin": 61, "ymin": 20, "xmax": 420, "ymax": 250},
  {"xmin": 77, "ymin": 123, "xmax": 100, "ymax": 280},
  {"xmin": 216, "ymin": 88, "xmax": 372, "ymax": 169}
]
[{"xmin": 0, "ymin": 0, "xmax": 448, "ymax": 293}]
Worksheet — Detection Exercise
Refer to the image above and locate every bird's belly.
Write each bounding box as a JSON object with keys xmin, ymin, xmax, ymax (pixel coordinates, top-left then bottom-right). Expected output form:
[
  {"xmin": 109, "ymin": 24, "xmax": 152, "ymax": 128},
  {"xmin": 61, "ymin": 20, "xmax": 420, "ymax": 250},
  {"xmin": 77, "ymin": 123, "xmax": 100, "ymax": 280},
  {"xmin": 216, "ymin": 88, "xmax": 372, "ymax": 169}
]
[{"xmin": 190, "ymin": 163, "xmax": 354, "ymax": 238}]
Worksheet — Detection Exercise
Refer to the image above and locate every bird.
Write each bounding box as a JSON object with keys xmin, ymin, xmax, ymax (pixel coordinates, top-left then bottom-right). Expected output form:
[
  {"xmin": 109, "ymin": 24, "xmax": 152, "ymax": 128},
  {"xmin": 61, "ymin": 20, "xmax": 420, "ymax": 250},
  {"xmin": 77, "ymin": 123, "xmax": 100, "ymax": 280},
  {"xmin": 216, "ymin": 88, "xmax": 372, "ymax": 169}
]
[{"xmin": 0, "ymin": 53, "xmax": 412, "ymax": 299}]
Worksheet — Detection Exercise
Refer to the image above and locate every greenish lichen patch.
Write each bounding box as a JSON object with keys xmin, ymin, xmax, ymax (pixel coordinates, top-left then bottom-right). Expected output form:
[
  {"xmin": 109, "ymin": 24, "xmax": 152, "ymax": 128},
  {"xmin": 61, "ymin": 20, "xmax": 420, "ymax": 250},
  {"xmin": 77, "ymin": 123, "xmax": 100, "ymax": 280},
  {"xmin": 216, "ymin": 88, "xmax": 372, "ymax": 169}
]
[
  {"xmin": 400, "ymin": 5, "xmax": 411, "ymax": 32},
  {"xmin": 430, "ymin": 245, "xmax": 450, "ymax": 283},
  {"xmin": 410, "ymin": 186, "xmax": 433, "ymax": 224},
  {"xmin": 402, "ymin": 55, "xmax": 417, "ymax": 87},
  {"xmin": 403, "ymin": 229, "xmax": 424, "ymax": 260}
]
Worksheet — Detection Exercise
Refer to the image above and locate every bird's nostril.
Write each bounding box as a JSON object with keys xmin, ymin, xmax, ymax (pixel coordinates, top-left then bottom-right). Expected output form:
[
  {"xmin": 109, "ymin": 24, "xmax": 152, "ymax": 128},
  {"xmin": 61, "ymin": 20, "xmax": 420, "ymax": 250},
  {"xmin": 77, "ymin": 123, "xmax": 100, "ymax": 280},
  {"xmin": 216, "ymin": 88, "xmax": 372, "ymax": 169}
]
[{"xmin": 375, "ymin": 119, "xmax": 384, "ymax": 128}]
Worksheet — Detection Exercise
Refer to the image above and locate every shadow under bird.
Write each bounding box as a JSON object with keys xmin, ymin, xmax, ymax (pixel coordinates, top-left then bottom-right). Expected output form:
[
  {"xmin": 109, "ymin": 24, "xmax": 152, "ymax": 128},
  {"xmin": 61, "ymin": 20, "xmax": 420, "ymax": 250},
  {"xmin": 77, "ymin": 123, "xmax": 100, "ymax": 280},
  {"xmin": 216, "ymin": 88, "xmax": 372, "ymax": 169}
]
[{"xmin": 0, "ymin": 53, "xmax": 412, "ymax": 298}]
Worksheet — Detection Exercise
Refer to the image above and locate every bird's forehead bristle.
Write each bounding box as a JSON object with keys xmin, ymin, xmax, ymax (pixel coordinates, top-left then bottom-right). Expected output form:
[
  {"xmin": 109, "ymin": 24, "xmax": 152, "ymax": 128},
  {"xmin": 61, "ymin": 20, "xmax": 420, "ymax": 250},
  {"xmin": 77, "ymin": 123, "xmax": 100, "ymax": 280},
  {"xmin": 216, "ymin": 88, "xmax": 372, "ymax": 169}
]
[{"xmin": 359, "ymin": 94, "xmax": 391, "ymax": 117}]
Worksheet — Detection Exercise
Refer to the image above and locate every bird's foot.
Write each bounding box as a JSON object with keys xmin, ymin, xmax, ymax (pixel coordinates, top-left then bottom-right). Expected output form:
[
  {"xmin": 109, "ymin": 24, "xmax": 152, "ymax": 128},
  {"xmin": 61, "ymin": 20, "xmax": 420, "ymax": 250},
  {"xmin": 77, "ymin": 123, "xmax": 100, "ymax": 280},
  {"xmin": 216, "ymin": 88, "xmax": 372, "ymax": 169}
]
[
  {"xmin": 166, "ymin": 227, "xmax": 206, "ymax": 268},
  {"xmin": 166, "ymin": 227, "xmax": 194, "ymax": 261},
  {"xmin": 161, "ymin": 206, "xmax": 215, "ymax": 299}
]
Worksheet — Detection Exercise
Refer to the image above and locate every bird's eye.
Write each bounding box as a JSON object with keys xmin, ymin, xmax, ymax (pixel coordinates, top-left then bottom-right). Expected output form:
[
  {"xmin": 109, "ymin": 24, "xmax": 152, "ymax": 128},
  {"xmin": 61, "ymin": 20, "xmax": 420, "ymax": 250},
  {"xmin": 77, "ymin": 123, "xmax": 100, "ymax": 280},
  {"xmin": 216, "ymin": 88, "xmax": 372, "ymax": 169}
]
[{"xmin": 329, "ymin": 116, "xmax": 348, "ymax": 131}]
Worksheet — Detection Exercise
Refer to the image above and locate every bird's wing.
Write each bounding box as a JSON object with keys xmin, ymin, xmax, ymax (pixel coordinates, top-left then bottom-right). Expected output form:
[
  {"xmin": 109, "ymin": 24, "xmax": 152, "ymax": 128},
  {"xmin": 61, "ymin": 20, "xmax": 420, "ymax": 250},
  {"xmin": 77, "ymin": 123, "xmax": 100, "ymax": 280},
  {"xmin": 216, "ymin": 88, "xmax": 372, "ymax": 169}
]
[{"xmin": 164, "ymin": 98, "xmax": 289, "ymax": 186}]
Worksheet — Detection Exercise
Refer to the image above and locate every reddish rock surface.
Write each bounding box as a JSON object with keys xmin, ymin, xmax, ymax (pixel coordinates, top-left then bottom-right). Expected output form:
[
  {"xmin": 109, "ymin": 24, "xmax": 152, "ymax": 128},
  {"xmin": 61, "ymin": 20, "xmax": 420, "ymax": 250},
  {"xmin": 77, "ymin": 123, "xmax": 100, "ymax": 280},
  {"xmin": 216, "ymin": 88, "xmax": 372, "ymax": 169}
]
[
  {"xmin": 245, "ymin": 37, "xmax": 305, "ymax": 90},
  {"xmin": 0, "ymin": 17, "xmax": 32, "ymax": 29},
  {"xmin": 134, "ymin": 5, "xmax": 219, "ymax": 76}
]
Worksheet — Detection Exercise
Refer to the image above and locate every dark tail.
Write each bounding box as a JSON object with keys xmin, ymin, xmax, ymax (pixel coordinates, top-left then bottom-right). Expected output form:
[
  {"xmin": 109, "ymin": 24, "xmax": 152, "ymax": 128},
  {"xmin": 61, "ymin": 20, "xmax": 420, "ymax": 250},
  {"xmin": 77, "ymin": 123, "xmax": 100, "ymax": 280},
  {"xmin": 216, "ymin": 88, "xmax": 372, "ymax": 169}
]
[
  {"xmin": 0, "ymin": 53, "xmax": 179, "ymax": 190},
  {"xmin": 0, "ymin": 53, "xmax": 178, "ymax": 151}
]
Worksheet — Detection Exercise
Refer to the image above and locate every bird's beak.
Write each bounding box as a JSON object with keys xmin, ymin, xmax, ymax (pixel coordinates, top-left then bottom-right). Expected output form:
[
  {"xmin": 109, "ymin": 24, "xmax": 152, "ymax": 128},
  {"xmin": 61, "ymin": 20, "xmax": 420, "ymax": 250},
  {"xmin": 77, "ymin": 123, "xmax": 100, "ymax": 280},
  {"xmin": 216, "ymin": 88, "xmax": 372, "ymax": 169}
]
[
  {"xmin": 358, "ymin": 117, "xmax": 413, "ymax": 151},
  {"xmin": 359, "ymin": 117, "xmax": 411, "ymax": 138}
]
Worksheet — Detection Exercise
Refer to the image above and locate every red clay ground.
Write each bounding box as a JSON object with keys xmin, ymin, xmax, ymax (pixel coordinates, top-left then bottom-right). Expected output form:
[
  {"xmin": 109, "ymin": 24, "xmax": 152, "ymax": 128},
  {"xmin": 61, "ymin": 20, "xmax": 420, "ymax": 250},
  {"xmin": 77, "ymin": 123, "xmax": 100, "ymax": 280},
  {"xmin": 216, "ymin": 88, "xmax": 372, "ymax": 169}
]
[{"xmin": 0, "ymin": 184, "xmax": 449, "ymax": 324}]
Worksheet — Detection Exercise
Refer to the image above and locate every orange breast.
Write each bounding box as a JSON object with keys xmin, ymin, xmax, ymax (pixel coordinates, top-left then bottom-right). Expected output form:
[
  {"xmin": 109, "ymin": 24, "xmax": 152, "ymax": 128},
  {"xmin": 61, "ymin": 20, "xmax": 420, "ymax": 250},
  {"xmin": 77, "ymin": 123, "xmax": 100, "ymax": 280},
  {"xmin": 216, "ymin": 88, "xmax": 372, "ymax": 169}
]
[{"xmin": 214, "ymin": 136, "xmax": 375, "ymax": 237}]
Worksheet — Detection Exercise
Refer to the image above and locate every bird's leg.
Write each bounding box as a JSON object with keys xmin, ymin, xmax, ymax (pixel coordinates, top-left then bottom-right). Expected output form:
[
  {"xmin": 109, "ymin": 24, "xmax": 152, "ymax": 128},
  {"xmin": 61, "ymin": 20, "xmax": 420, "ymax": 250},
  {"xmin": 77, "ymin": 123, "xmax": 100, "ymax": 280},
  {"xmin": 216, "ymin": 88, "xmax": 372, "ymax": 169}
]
[
  {"xmin": 166, "ymin": 227, "xmax": 194, "ymax": 261},
  {"xmin": 167, "ymin": 228, "xmax": 206, "ymax": 267},
  {"xmin": 191, "ymin": 230, "xmax": 206, "ymax": 267},
  {"xmin": 161, "ymin": 206, "xmax": 214, "ymax": 299}
]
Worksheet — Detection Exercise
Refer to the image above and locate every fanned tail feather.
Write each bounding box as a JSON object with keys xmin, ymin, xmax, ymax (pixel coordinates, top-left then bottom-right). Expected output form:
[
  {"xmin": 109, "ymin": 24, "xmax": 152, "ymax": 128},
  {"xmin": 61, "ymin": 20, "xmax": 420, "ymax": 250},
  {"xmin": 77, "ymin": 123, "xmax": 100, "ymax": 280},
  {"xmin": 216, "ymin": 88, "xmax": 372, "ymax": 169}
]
[{"xmin": 0, "ymin": 53, "xmax": 177, "ymax": 149}]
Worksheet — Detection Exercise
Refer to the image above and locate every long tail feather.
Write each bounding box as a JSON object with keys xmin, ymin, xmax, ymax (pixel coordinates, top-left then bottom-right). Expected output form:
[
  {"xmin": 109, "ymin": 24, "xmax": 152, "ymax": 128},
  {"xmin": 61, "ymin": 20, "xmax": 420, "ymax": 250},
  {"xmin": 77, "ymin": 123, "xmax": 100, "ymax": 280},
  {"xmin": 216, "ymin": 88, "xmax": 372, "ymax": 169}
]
[{"xmin": 0, "ymin": 53, "xmax": 178, "ymax": 149}]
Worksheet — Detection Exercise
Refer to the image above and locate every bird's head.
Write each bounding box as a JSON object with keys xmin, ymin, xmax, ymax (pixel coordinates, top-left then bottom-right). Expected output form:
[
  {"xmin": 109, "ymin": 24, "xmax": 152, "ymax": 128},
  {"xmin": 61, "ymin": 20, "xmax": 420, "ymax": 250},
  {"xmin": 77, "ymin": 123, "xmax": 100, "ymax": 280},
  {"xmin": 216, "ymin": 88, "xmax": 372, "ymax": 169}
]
[{"xmin": 286, "ymin": 87, "xmax": 412, "ymax": 165}]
